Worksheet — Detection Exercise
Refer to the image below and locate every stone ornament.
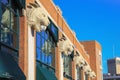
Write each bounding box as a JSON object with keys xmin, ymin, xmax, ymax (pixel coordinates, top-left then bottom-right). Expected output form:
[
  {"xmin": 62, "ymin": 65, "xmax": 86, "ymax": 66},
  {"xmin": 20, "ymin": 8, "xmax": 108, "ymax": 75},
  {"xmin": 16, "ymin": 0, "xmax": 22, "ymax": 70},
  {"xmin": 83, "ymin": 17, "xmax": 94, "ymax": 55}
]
[
  {"xmin": 26, "ymin": 3, "xmax": 50, "ymax": 32},
  {"xmin": 74, "ymin": 56, "xmax": 85, "ymax": 68},
  {"xmin": 59, "ymin": 39, "xmax": 73, "ymax": 56},
  {"xmin": 89, "ymin": 71, "xmax": 96, "ymax": 78},
  {"xmin": 74, "ymin": 56, "xmax": 79, "ymax": 65},
  {"xmin": 84, "ymin": 65, "xmax": 91, "ymax": 75}
]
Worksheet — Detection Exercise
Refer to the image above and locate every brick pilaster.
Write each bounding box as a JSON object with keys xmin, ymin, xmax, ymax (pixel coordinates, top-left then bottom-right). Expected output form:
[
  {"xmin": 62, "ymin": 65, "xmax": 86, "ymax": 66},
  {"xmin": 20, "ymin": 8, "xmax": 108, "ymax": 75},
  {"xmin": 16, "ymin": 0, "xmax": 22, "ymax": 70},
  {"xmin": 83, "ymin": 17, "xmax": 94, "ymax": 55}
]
[
  {"xmin": 81, "ymin": 68, "xmax": 85, "ymax": 80},
  {"xmin": 19, "ymin": 16, "xmax": 28, "ymax": 77},
  {"xmin": 72, "ymin": 60, "xmax": 76, "ymax": 80}
]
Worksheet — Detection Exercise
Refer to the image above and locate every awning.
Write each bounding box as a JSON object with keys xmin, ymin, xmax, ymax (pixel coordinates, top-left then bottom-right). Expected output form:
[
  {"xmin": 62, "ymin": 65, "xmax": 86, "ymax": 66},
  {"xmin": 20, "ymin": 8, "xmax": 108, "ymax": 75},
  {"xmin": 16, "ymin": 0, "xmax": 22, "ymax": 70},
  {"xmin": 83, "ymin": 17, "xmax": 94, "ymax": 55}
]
[
  {"xmin": 0, "ymin": 50, "xmax": 26, "ymax": 80},
  {"xmin": 36, "ymin": 62, "xmax": 57, "ymax": 80}
]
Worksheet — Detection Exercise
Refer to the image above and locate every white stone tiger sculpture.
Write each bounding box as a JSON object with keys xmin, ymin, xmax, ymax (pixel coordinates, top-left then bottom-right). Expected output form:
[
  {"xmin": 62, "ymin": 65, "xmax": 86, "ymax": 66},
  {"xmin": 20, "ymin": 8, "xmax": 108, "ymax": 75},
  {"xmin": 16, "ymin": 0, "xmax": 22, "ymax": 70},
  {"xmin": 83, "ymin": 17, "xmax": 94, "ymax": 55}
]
[
  {"xmin": 59, "ymin": 39, "xmax": 73, "ymax": 56},
  {"xmin": 27, "ymin": 3, "xmax": 50, "ymax": 32}
]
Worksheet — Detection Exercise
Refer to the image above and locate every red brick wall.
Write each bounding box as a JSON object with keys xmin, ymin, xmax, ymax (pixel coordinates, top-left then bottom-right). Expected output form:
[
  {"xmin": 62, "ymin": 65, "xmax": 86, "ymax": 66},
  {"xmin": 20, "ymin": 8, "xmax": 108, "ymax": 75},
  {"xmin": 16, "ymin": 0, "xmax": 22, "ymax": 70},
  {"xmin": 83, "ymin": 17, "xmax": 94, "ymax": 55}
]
[
  {"xmin": 19, "ymin": 16, "xmax": 28, "ymax": 77},
  {"xmin": 19, "ymin": 0, "xmax": 35, "ymax": 78},
  {"xmin": 81, "ymin": 41, "xmax": 102, "ymax": 80},
  {"xmin": 19, "ymin": 0, "xmax": 101, "ymax": 80},
  {"xmin": 39, "ymin": 0, "xmax": 90, "ymax": 64}
]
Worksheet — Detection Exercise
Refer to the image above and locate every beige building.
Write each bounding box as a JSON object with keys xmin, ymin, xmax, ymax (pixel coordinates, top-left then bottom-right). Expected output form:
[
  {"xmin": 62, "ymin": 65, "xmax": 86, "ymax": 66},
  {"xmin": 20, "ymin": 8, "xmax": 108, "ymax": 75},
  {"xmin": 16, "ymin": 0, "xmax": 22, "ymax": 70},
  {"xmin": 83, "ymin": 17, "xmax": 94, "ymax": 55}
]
[
  {"xmin": 103, "ymin": 57, "xmax": 120, "ymax": 80},
  {"xmin": 107, "ymin": 57, "xmax": 120, "ymax": 75}
]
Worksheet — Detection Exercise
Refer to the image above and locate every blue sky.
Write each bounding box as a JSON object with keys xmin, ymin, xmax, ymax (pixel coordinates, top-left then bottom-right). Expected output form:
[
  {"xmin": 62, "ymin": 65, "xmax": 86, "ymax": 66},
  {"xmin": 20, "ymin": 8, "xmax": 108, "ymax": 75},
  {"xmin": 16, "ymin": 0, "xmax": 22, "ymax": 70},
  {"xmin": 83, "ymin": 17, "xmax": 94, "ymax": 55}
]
[{"xmin": 53, "ymin": 0, "xmax": 120, "ymax": 73}]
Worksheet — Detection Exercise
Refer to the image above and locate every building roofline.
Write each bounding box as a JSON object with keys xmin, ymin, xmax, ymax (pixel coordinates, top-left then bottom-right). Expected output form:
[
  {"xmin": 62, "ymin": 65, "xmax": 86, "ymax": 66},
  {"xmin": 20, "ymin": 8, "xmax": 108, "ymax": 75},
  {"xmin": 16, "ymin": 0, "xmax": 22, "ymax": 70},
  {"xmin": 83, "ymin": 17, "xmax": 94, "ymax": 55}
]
[{"xmin": 80, "ymin": 40, "xmax": 102, "ymax": 50}]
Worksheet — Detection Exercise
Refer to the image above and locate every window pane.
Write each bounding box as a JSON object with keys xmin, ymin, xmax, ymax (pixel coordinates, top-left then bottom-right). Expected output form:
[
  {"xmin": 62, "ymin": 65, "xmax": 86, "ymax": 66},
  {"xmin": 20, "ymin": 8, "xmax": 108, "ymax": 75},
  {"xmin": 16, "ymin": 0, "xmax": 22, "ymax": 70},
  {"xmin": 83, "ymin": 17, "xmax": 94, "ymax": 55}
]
[
  {"xmin": 41, "ymin": 52, "xmax": 45, "ymax": 62},
  {"xmin": 36, "ymin": 22, "xmax": 56, "ymax": 68},
  {"xmin": 48, "ymin": 55, "xmax": 52, "ymax": 65},
  {"xmin": 44, "ymin": 54, "xmax": 47, "ymax": 64},
  {"xmin": 77, "ymin": 66, "xmax": 81, "ymax": 80},
  {"xmin": 36, "ymin": 48, "xmax": 41, "ymax": 61},
  {"xmin": 63, "ymin": 55, "xmax": 72, "ymax": 76},
  {"xmin": 85, "ymin": 74, "xmax": 88, "ymax": 80},
  {"xmin": 41, "ymin": 37, "xmax": 45, "ymax": 48},
  {"xmin": 1, "ymin": 2, "xmax": 19, "ymax": 49},
  {"xmin": 44, "ymin": 31, "xmax": 48, "ymax": 40},
  {"xmin": 41, "ymin": 30, "xmax": 45, "ymax": 37},
  {"xmin": 0, "ymin": 0, "xmax": 19, "ymax": 63},
  {"xmin": 47, "ymin": 22, "xmax": 58, "ymax": 42},
  {"xmin": 1, "ymin": 0, "xmax": 8, "ymax": 4},
  {"xmin": 36, "ymin": 33, "xmax": 41, "ymax": 48}
]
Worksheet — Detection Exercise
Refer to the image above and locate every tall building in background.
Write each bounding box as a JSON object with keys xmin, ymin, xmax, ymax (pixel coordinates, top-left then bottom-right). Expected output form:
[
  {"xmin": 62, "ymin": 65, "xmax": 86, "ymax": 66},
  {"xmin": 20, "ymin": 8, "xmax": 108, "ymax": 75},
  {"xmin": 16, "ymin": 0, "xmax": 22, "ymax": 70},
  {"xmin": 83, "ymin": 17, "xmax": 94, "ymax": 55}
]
[
  {"xmin": 108, "ymin": 57, "xmax": 120, "ymax": 75},
  {"xmin": 103, "ymin": 57, "xmax": 120, "ymax": 80}
]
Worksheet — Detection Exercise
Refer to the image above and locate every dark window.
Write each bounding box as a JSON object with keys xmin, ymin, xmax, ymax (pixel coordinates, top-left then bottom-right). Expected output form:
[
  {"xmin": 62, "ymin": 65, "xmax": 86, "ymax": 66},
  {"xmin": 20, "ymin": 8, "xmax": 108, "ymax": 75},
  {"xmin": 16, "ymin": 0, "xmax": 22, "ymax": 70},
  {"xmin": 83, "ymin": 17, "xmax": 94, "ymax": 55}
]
[
  {"xmin": 36, "ymin": 22, "xmax": 58, "ymax": 68},
  {"xmin": 85, "ymin": 73, "xmax": 88, "ymax": 80},
  {"xmin": 47, "ymin": 20, "xmax": 58, "ymax": 42},
  {"xmin": 0, "ymin": 0, "xmax": 20, "ymax": 62},
  {"xmin": 77, "ymin": 66, "xmax": 81, "ymax": 80},
  {"xmin": 62, "ymin": 53, "xmax": 72, "ymax": 78}
]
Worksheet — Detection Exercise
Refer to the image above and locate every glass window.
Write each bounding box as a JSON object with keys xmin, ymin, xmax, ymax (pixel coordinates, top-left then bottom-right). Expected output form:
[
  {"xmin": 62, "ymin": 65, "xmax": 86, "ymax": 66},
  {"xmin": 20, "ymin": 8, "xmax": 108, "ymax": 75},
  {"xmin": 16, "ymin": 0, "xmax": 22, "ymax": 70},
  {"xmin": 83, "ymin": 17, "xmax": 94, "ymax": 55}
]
[
  {"xmin": 63, "ymin": 54, "xmax": 72, "ymax": 77},
  {"xmin": 36, "ymin": 23, "xmax": 57, "ymax": 68},
  {"xmin": 0, "ymin": 0, "xmax": 20, "ymax": 63},
  {"xmin": 85, "ymin": 73, "xmax": 88, "ymax": 80},
  {"xmin": 77, "ymin": 66, "xmax": 81, "ymax": 80},
  {"xmin": 0, "ymin": 0, "xmax": 19, "ymax": 49},
  {"xmin": 47, "ymin": 21, "xmax": 58, "ymax": 42}
]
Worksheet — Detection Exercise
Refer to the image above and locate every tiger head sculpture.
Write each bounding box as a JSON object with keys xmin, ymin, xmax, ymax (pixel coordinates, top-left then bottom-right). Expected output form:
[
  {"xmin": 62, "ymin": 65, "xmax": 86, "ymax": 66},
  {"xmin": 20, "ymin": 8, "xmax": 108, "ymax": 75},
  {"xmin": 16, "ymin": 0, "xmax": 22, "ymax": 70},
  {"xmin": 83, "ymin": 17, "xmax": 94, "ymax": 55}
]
[
  {"xmin": 27, "ymin": 3, "xmax": 50, "ymax": 32},
  {"xmin": 59, "ymin": 39, "xmax": 73, "ymax": 56}
]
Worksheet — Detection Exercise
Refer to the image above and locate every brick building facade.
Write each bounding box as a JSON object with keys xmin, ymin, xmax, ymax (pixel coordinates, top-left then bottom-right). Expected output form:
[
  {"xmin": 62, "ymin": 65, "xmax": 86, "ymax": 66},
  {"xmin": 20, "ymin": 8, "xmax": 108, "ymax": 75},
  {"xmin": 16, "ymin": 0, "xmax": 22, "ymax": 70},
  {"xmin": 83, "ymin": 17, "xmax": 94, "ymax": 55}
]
[{"xmin": 0, "ymin": 0, "xmax": 102, "ymax": 80}]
